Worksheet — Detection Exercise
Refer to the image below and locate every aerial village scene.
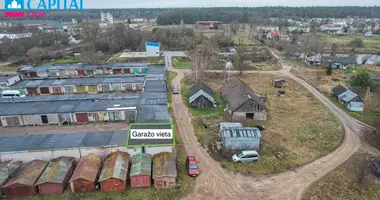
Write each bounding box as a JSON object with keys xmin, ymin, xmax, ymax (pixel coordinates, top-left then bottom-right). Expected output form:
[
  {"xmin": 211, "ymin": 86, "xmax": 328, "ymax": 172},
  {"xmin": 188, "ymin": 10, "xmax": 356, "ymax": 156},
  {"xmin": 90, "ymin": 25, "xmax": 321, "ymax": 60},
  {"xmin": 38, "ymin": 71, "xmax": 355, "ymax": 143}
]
[{"xmin": 0, "ymin": 2, "xmax": 379, "ymax": 200}]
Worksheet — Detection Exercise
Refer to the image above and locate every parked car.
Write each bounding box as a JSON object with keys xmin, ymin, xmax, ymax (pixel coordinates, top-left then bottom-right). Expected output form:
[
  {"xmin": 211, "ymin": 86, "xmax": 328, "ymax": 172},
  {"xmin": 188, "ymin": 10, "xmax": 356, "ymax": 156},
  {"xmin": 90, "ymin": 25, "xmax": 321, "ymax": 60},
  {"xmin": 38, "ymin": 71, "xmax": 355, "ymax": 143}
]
[
  {"xmin": 232, "ymin": 150, "xmax": 259, "ymax": 163},
  {"xmin": 254, "ymin": 125, "xmax": 265, "ymax": 131},
  {"xmin": 172, "ymin": 87, "xmax": 179, "ymax": 95},
  {"xmin": 1, "ymin": 90, "xmax": 26, "ymax": 98},
  {"xmin": 186, "ymin": 155, "xmax": 199, "ymax": 177}
]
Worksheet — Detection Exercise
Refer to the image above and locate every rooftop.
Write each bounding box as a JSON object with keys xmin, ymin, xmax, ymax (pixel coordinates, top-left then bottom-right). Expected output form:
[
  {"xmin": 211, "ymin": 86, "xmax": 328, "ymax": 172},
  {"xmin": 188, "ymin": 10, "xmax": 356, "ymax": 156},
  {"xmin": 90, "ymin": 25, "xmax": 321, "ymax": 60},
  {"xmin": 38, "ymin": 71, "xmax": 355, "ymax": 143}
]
[
  {"xmin": 36, "ymin": 157, "xmax": 75, "ymax": 185},
  {"xmin": 69, "ymin": 154, "xmax": 101, "ymax": 183},
  {"xmin": 98, "ymin": 151, "xmax": 130, "ymax": 182},
  {"xmin": 3, "ymin": 160, "xmax": 47, "ymax": 187},
  {"xmin": 0, "ymin": 131, "xmax": 128, "ymax": 154},
  {"xmin": 18, "ymin": 62, "xmax": 149, "ymax": 72},
  {"xmin": 221, "ymin": 127, "xmax": 262, "ymax": 139},
  {"xmin": 12, "ymin": 76, "xmax": 145, "ymax": 88},
  {"xmin": 135, "ymin": 105, "xmax": 170, "ymax": 123},
  {"xmin": 0, "ymin": 74, "xmax": 18, "ymax": 83},
  {"xmin": 0, "ymin": 98, "xmax": 138, "ymax": 116},
  {"xmin": 130, "ymin": 153, "xmax": 152, "ymax": 177},
  {"xmin": 152, "ymin": 152, "xmax": 177, "ymax": 179}
]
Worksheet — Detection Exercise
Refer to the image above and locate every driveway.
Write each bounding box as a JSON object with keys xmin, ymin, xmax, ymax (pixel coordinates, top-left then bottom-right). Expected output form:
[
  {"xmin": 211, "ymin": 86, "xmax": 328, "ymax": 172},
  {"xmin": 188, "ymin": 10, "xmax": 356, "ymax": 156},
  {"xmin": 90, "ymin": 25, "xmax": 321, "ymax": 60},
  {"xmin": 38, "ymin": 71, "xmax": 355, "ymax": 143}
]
[{"xmin": 170, "ymin": 50, "xmax": 374, "ymax": 200}]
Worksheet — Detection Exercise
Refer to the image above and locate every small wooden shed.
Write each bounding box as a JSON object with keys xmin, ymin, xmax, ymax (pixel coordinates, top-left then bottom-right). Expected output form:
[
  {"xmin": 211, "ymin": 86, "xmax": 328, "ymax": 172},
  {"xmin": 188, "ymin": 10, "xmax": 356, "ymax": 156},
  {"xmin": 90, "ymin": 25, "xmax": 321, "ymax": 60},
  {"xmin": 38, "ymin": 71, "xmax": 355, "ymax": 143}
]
[
  {"xmin": 69, "ymin": 154, "xmax": 101, "ymax": 193},
  {"xmin": 272, "ymin": 78, "xmax": 287, "ymax": 88},
  {"xmin": 3, "ymin": 160, "xmax": 48, "ymax": 199},
  {"xmin": 152, "ymin": 152, "xmax": 177, "ymax": 189},
  {"xmin": 98, "ymin": 151, "xmax": 130, "ymax": 192},
  {"xmin": 36, "ymin": 157, "xmax": 75, "ymax": 195},
  {"xmin": 130, "ymin": 153, "xmax": 152, "ymax": 188},
  {"xmin": 189, "ymin": 83, "xmax": 215, "ymax": 108}
]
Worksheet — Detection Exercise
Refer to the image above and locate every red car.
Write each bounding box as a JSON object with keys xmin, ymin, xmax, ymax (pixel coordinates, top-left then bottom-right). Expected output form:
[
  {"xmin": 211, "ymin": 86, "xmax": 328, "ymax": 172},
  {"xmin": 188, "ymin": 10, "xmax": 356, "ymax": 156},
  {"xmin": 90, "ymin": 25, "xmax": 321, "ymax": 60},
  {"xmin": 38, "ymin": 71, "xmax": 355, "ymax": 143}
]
[{"xmin": 186, "ymin": 155, "xmax": 199, "ymax": 177}]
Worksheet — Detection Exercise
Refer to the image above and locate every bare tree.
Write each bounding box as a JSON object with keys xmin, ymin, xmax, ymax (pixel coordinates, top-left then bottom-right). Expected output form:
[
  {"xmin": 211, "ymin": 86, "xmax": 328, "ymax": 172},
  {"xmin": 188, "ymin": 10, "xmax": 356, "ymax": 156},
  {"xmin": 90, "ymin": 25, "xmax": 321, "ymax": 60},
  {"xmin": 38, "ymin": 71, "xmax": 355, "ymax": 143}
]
[
  {"xmin": 230, "ymin": 20, "xmax": 239, "ymax": 35},
  {"xmin": 26, "ymin": 47, "xmax": 46, "ymax": 64},
  {"xmin": 233, "ymin": 47, "xmax": 249, "ymax": 75},
  {"xmin": 81, "ymin": 21, "xmax": 101, "ymax": 44}
]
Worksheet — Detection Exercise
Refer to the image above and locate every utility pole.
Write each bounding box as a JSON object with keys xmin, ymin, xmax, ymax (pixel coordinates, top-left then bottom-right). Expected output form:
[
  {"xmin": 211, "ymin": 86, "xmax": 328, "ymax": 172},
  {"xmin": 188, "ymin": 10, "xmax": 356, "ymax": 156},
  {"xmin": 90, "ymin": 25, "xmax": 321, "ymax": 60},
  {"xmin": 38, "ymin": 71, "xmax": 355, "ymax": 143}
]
[{"xmin": 364, "ymin": 87, "xmax": 371, "ymax": 111}]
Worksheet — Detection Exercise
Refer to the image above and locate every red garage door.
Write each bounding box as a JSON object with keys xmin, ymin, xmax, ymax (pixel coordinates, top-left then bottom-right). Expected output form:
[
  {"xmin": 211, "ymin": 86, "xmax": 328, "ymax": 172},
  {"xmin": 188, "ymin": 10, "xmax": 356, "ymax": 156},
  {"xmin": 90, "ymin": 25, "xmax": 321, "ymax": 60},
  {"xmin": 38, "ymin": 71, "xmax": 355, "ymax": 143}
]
[
  {"xmin": 40, "ymin": 87, "xmax": 50, "ymax": 94},
  {"xmin": 29, "ymin": 71, "xmax": 38, "ymax": 77},
  {"xmin": 76, "ymin": 113, "xmax": 89, "ymax": 123},
  {"xmin": 52, "ymin": 87, "xmax": 62, "ymax": 94},
  {"xmin": 77, "ymin": 69, "xmax": 85, "ymax": 76},
  {"xmin": 124, "ymin": 68, "xmax": 131, "ymax": 74},
  {"xmin": 0, "ymin": 120, "xmax": 2, "ymax": 127},
  {"xmin": 27, "ymin": 88, "xmax": 38, "ymax": 96}
]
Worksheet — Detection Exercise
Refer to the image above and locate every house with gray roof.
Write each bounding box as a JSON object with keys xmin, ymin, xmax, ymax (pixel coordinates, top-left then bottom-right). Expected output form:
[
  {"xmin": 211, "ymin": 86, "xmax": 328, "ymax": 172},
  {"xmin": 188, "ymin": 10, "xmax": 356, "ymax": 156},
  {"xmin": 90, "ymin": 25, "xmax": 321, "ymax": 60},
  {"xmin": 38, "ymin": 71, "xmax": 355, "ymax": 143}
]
[
  {"xmin": 222, "ymin": 77, "xmax": 267, "ymax": 121},
  {"xmin": 331, "ymin": 84, "xmax": 364, "ymax": 112},
  {"xmin": 189, "ymin": 83, "xmax": 215, "ymax": 108},
  {"xmin": 323, "ymin": 55, "xmax": 356, "ymax": 69}
]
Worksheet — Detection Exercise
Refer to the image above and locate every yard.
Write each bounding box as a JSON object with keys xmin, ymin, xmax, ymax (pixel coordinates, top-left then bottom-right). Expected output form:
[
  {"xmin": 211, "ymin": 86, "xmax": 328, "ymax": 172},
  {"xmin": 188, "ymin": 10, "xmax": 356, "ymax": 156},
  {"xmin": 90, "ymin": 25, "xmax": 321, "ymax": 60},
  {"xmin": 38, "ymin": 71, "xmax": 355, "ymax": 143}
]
[
  {"xmin": 290, "ymin": 64, "xmax": 380, "ymax": 127},
  {"xmin": 181, "ymin": 73, "xmax": 343, "ymax": 174},
  {"xmin": 320, "ymin": 33, "xmax": 380, "ymax": 53},
  {"xmin": 302, "ymin": 152, "xmax": 380, "ymax": 200},
  {"xmin": 172, "ymin": 57, "xmax": 192, "ymax": 69},
  {"xmin": 0, "ymin": 64, "xmax": 19, "ymax": 72}
]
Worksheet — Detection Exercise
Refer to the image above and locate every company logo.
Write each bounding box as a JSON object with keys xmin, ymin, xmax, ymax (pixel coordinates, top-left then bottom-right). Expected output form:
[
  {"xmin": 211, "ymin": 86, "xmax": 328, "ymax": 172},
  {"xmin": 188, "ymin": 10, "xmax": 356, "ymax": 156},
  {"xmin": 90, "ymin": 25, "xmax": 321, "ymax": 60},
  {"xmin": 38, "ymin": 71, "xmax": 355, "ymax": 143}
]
[{"xmin": 4, "ymin": 0, "xmax": 84, "ymax": 18}]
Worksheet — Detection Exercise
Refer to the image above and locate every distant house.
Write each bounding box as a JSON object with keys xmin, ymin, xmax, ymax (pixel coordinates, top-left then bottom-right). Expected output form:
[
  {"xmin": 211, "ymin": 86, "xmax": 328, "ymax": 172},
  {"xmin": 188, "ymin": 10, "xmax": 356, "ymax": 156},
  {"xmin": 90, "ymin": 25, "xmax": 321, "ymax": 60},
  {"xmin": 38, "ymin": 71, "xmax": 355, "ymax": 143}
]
[
  {"xmin": 266, "ymin": 31, "xmax": 280, "ymax": 40},
  {"xmin": 331, "ymin": 85, "xmax": 364, "ymax": 112},
  {"xmin": 68, "ymin": 35, "xmax": 81, "ymax": 44},
  {"xmin": 0, "ymin": 33, "xmax": 32, "ymax": 41},
  {"xmin": 272, "ymin": 78, "xmax": 287, "ymax": 88},
  {"xmin": 222, "ymin": 77, "xmax": 267, "ymax": 121},
  {"xmin": 364, "ymin": 31, "xmax": 373, "ymax": 37},
  {"xmin": 219, "ymin": 122, "xmax": 261, "ymax": 150},
  {"xmin": 305, "ymin": 54, "xmax": 323, "ymax": 66},
  {"xmin": 189, "ymin": 83, "xmax": 215, "ymax": 108},
  {"xmin": 195, "ymin": 21, "xmax": 222, "ymax": 30},
  {"xmin": 145, "ymin": 42, "xmax": 160, "ymax": 57},
  {"xmin": 152, "ymin": 152, "xmax": 177, "ymax": 189},
  {"xmin": 323, "ymin": 56, "xmax": 356, "ymax": 69}
]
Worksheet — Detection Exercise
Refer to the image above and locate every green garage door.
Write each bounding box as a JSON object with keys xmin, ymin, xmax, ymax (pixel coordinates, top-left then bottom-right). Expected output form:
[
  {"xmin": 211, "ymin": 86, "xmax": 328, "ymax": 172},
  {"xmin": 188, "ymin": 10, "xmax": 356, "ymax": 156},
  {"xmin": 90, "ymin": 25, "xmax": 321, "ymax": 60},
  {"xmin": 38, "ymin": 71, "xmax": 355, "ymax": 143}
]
[{"xmin": 76, "ymin": 86, "xmax": 86, "ymax": 93}]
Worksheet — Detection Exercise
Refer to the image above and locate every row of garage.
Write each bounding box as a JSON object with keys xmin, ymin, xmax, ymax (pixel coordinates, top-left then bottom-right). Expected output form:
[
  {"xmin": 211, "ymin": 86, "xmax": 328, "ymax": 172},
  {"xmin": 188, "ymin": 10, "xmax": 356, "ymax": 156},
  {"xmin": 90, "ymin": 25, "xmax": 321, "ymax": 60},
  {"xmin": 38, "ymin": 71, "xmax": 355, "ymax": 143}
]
[
  {"xmin": 18, "ymin": 63, "xmax": 151, "ymax": 78},
  {"xmin": 0, "ymin": 110, "xmax": 136, "ymax": 127},
  {"xmin": 1, "ymin": 151, "xmax": 177, "ymax": 198},
  {"xmin": 11, "ymin": 76, "xmax": 145, "ymax": 96},
  {"xmin": 16, "ymin": 83, "xmax": 142, "ymax": 96}
]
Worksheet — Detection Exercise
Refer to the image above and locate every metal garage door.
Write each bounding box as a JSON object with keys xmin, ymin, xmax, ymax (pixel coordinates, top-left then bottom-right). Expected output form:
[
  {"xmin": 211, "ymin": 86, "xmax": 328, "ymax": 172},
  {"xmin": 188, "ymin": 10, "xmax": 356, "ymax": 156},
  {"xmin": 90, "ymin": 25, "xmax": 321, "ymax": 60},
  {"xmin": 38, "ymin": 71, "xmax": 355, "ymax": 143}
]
[
  {"xmin": 141, "ymin": 67, "xmax": 148, "ymax": 73},
  {"xmin": 27, "ymin": 88, "xmax": 38, "ymax": 96},
  {"xmin": 101, "ymin": 85, "xmax": 110, "ymax": 92},
  {"xmin": 77, "ymin": 69, "xmax": 85, "ymax": 76},
  {"xmin": 124, "ymin": 68, "xmax": 131, "ymax": 74},
  {"xmin": 6, "ymin": 117, "xmax": 20, "ymax": 127},
  {"xmin": 86, "ymin": 70, "xmax": 94, "ymax": 75},
  {"xmin": 52, "ymin": 87, "xmax": 62, "ymax": 94},
  {"xmin": 108, "ymin": 112, "xmax": 121, "ymax": 121},
  {"xmin": 88, "ymin": 85, "xmax": 98, "ymax": 93},
  {"xmin": 113, "ymin": 69, "xmax": 122, "ymax": 74},
  {"xmin": 76, "ymin": 113, "xmax": 89, "ymax": 123},
  {"xmin": 132, "ymin": 67, "xmax": 140, "ymax": 73},
  {"xmin": 39, "ymin": 87, "xmax": 50, "ymax": 94},
  {"xmin": 64, "ymin": 85, "xmax": 74, "ymax": 94},
  {"xmin": 29, "ymin": 71, "xmax": 38, "ymax": 77},
  {"xmin": 58, "ymin": 113, "xmax": 72, "ymax": 124},
  {"xmin": 76, "ymin": 86, "xmax": 86, "ymax": 93}
]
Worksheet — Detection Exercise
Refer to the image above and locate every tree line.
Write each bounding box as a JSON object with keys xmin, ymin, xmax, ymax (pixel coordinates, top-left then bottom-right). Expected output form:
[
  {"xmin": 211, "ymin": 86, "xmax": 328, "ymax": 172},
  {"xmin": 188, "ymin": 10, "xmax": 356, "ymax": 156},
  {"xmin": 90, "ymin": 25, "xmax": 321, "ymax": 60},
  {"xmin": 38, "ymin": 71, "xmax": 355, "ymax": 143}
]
[{"xmin": 1, "ymin": 7, "xmax": 380, "ymax": 23}]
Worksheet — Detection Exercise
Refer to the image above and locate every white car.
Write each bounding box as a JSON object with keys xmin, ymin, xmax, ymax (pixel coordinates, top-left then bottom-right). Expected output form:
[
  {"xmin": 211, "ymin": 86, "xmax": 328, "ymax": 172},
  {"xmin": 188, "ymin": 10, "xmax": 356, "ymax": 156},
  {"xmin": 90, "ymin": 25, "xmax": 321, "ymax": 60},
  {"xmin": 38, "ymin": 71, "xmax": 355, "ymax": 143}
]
[
  {"xmin": 232, "ymin": 150, "xmax": 259, "ymax": 163},
  {"xmin": 1, "ymin": 90, "xmax": 26, "ymax": 98}
]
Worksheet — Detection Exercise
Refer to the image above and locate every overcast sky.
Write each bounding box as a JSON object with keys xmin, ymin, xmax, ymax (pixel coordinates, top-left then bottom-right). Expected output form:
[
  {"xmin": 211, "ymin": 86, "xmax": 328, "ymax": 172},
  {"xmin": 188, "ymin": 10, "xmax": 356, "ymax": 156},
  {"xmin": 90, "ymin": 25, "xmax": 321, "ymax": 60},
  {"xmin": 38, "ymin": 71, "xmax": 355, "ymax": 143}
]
[
  {"xmin": 1, "ymin": 0, "xmax": 379, "ymax": 9},
  {"xmin": 82, "ymin": 0, "xmax": 380, "ymax": 8}
]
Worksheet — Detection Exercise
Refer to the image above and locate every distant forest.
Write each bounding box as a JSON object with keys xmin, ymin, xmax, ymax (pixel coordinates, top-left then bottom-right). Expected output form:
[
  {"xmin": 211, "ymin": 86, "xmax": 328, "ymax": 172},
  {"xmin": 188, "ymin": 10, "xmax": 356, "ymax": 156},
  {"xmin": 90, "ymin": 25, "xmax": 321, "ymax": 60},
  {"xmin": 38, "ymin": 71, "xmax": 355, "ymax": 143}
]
[{"xmin": 1, "ymin": 7, "xmax": 380, "ymax": 24}]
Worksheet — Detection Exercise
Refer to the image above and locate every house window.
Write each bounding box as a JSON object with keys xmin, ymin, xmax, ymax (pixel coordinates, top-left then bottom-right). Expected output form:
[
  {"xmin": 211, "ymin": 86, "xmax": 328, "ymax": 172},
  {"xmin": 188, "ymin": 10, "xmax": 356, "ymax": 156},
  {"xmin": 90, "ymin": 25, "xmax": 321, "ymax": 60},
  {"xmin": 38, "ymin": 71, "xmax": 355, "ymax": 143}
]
[{"xmin": 246, "ymin": 113, "xmax": 254, "ymax": 119}]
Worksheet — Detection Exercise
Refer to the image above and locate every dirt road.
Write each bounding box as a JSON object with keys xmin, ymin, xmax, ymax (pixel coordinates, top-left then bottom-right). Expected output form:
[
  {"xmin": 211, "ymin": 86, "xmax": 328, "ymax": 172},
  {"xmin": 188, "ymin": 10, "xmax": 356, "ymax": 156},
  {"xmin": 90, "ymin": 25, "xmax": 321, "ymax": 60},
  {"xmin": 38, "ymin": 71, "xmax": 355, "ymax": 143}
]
[{"xmin": 169, "ymin": 51, "xmax": 371, "ymax": 200}]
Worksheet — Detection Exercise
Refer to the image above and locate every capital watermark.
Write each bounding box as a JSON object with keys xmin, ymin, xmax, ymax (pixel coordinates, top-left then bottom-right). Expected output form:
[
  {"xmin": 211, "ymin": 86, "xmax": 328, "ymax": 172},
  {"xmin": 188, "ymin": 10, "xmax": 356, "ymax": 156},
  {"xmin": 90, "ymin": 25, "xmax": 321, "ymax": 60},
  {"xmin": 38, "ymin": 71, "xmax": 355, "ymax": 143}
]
[{"xmin": 4, "ymin": 0, "xmax": 84, "ymax": 18}]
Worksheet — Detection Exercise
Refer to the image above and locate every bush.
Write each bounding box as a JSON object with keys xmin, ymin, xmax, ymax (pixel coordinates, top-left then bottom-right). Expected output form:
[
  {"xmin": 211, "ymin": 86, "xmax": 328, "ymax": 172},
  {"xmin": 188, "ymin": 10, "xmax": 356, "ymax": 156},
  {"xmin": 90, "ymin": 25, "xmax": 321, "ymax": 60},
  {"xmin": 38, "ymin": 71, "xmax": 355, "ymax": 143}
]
[
  {"xmin": 350, "ymin": 71, "xmax": 373, "ymax": 88},
  {"xmin": 349, "ymin": 38, "xmax": 364, "ymax": 48},
  {"xmin": 326, "ymin": 66, "xmax": 333, "ymax": 75}
]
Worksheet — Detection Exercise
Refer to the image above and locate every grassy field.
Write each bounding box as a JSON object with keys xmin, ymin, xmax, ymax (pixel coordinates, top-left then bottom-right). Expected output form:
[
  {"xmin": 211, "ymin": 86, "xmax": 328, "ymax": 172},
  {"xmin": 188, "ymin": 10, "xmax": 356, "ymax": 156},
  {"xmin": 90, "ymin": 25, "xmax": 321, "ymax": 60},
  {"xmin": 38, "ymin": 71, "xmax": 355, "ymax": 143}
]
[
  {"xmin": 232, "ymin": 31, "xmax": 258, "ymax": 46},
  {"xmin": 290, "ymin": 65, "xmax": 380, "ymax": 127},
  {"xmin": 166, "ymin": 71, "xmax": 178, "ymax": 103},
  {"xmin": 321, "ymin": 33, "xmax": 380, "ymax": 46},
  {"xmin": 182, "ymin": 73, "xmax": 343, "ymax": 175},
  {"xmin": 0, "ymin": 64, "xmax": 19, "ymax": 72},
  {"xmin": 174, "ymin": 61, "xmax": 192, "ymax": 69},
  {"xmin": 302, "ymin": 152, "xmax": 380, "ymax": 200},
  {"xmin": 44, "ymin": 58, "xmax": 80, "ymax": 65},
  {"xmin": 248, "ymin": 64, "xmax": 282, "ymax": 71}
]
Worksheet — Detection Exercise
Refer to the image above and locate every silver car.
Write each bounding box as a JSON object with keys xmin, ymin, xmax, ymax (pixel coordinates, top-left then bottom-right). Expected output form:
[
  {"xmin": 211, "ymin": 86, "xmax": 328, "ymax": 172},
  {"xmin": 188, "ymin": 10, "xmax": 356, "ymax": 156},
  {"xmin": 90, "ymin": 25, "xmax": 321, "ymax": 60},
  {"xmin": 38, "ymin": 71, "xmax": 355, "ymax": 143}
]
[{"xmin": 232, "ymin": 150, "xmax": 259, "ymax": 163}]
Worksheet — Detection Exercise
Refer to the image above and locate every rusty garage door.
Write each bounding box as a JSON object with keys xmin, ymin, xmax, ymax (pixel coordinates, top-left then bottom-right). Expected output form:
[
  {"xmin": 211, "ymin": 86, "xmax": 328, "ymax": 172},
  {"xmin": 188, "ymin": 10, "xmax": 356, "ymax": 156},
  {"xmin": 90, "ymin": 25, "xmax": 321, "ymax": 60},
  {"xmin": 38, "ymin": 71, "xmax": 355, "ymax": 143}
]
[{"xmin": 39, "ymin": 87, "xmax": 50, "ymax": 94}]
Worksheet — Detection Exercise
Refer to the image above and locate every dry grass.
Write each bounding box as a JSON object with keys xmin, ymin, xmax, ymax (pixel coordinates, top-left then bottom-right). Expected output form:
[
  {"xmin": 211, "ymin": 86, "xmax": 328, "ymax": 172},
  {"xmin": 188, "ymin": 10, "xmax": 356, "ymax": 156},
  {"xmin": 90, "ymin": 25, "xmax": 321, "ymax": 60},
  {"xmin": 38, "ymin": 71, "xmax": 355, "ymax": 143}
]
[
  {"xmin": 188, "ymin": 73, "xmax": 343, "ymax": 174},
  {"xmin": 302, "ymin": 151, "xmax": 380, "ymax": 200}
]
